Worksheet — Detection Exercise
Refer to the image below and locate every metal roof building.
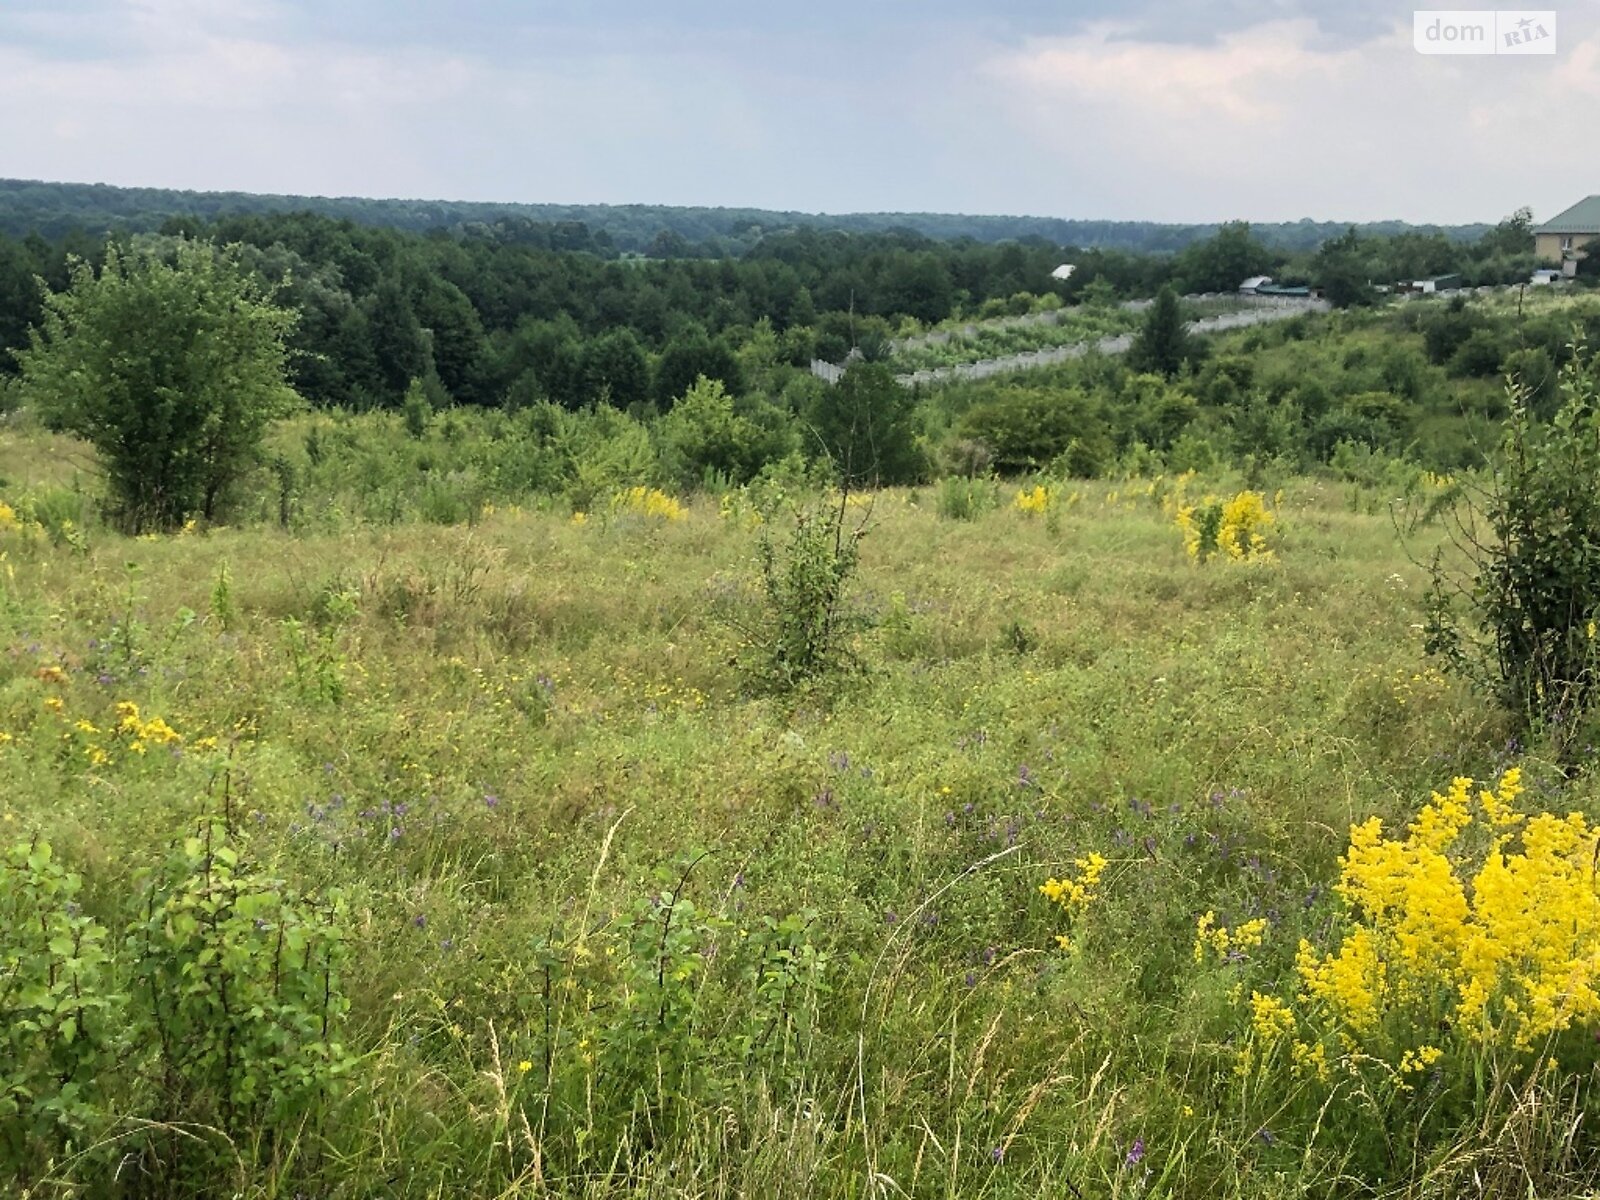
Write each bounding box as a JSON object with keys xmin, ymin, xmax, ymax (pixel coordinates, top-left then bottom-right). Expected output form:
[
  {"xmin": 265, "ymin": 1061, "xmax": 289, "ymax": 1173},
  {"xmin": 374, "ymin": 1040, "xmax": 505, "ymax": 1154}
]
[
  {"xmin": 1535, "ymin": 196, "xmax": 1600, "ymax": 264},
  {"xmin": 1535, "ymin": 196, "xmax": 1600, "ymax": 234}
]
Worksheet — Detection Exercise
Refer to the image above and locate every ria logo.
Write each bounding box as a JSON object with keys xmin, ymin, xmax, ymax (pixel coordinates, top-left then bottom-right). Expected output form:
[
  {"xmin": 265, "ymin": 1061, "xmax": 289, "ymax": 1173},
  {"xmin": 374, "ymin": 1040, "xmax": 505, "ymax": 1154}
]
[
  {"xmin": 1501, "ymin": 13, "xmax": 1553, "ymax": 47},
  {"xmin": 1413, "ymin": 9, "xmax": 1557, "ymax": 54}
]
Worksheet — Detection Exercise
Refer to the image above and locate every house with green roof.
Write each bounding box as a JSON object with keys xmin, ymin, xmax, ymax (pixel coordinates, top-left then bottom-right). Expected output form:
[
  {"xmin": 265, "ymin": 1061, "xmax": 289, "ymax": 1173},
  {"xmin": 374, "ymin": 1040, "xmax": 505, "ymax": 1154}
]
[{"xmin": 1534, "ymin": 196, "xmax": 1600, "ymax": 268}]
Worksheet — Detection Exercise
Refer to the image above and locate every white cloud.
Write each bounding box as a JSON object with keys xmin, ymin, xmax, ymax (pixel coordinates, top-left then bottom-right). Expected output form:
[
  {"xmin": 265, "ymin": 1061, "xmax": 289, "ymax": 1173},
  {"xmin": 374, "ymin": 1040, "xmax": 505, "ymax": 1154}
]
[
  {"xmin": 0, "ymin": 1, "xmax": 1596, "ymax": 222},
  {"xmin": 0, "ymin": 11, "xmax": 790, "ymax": 206},
  {"xmin": 978, "ymin": 16, "xmax": 1600, "ymax": 223}
]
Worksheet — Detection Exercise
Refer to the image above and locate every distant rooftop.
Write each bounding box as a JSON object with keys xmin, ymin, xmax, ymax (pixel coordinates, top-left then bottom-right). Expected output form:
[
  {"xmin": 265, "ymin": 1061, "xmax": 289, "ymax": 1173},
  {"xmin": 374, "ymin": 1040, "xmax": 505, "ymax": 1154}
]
[{"xmin": 1535, "ymin": 196, "xmax": 1600, "ymax": 234}]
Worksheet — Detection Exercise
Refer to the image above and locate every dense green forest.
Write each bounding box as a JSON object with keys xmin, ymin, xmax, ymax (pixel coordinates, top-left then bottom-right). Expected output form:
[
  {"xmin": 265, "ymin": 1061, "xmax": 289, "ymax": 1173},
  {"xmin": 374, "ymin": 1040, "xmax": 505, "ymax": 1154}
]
[
  {"xmin": 0, "ymin": 197, "xmax": 1581, "ymax": 534},
  {"xmin": 0, "ymin": 177, "xmax": 1493, "ymax": 253},
  {"xmin": 0, "ymin": 205, "xmax": 1552, "ymax": 417}
]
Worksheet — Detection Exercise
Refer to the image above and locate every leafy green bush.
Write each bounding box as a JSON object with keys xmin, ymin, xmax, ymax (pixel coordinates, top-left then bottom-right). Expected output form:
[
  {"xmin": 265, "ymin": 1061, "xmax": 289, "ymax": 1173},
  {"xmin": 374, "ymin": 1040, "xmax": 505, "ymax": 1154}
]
[
  {"xmin": 0, "ymin": 840, "xmax": 120, "ymax": 1184},
  {"xmin": 736, "ymin": 494, "xmax": 868, "ymax": 690},
  {"xmin": 1449, "ymin": 327, "xmax": 1507, "ymax": 378},
  {"xmin": 1421, "ymin": 298, "xmax": 1483, "ymax": 365},
  {"xmin": 1, "ymin": 825, "xmax": 349, "ymax": 1193},
  {"xmin": 658, "ymin": 375, "xmax": 791, "ymax": 488},
  {"xmin": 956, "ymin": 386, "xmax": 1110, "ymax": 475},
  {"xmin": 1426, "ymin": 341, "xmax": 1600, "ymax": 751},
  {"xmin": 805, "ymin": 362, "xmax": 924, "ymax": 486},
  {"xmin": 130, "ymin": 821, "xmax": 350, "ymax": 1155},
  {"xmin": 935, "ymin": 475, "xmax": 998, "ymax": 521},
  {"xmin": 16, "ymin": 239, "xmax": 298, "ymax": 531}
]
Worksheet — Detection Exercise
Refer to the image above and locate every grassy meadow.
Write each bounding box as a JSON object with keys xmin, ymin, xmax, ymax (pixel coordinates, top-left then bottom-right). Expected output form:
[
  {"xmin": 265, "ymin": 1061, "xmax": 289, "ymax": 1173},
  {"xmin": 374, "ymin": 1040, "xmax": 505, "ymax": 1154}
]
[{"xmin": 15, "ymin": 406, "xmax": 1595, "ymax": 1198}]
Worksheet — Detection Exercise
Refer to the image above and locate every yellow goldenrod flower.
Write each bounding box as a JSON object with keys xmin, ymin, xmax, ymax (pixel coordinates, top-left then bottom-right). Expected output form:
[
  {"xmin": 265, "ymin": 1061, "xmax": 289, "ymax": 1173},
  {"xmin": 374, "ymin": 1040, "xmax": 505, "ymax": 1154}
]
[
  {"xmin": 1291, "ymin": 1039, "xmax": 1330, "ymax": 1082},
  {"xmin": 1176, "ymin": 490, "xmax": 1276, "ymax": 562},
  {"xmin": 1041, "ymin": 852, "xmax": 1109, "ymax": 948},
  {"xmin": 1013, "ymin": 484, "xmax": 1055, "ymax": 516},
  {"xmin": 610, "ymin": 487, "xmax": 685, "ymax": 522},
  {"xmin": 1266, "ymin": 770, "xmax": 1600, "ymax": 1078},
  {"xmin": 1249, "ymin": 991, "xmax": 1295, "ymax": 1042}
]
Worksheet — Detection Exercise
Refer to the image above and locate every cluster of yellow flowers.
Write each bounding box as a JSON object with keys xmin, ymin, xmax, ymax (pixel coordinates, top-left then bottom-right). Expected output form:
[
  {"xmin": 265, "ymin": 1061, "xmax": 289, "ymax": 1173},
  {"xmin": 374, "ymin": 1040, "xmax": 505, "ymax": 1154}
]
[
  {"xmin": 113, "ymin": 700, "xmax": 183, "ymax": 754},
  {"xmin": 1250, "ymin": 990, "xmax": 1296, "ymax": 1041},
  {"xmin": 1175, "ymin": 490, "xmax": 1276, "ymax": 562},
  {"xmin": 1013, "ymin": 484, "xmax": 1055, "ymax": 516},
  {"xmin": 1388, "ymin": 665, "xmax": 1449, "ymax": 708},
  {"xmin": 47, "ymin": 697, "xmax": 214, "ymax": 765},
  {"xmin": 610, "ymin": 486, "xmax": 686, "ymax": 522},
  {"xmin": 1040, "ymin": 853, "xmax": 1109, "ymax": 950},
  {"xmin": 0, "ymin": 499, "xmax": 46, "ymax": 544},
  {"xmin": 1194, "ymin": 912, "xmax": 1269, "ymax": 962},
  {"xmin": 1253, "ymin": 770, "xmax": 1600, "ymax": 1091}
]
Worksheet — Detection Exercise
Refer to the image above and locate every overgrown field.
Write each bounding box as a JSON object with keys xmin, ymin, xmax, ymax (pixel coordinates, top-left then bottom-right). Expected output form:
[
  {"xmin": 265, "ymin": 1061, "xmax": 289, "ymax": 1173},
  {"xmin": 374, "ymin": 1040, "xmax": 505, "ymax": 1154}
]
[{"xmin": 16, "ymin": 428, "xmax": 1600, "ymax": 1198}]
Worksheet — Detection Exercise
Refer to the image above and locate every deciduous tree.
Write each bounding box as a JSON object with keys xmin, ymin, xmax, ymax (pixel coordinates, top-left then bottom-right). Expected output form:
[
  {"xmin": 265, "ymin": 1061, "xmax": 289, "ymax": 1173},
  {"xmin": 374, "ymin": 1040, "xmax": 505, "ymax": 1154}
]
[{"xmin": 17, "ymin": 239, "xmax": 298, "ymax": 530}]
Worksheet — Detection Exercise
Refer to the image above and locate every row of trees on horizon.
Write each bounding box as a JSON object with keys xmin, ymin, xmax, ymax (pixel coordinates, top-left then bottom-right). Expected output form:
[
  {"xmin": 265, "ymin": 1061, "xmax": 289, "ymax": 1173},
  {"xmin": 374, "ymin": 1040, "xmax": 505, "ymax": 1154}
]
[{"xmin": 0, "ymin": 176, "xmax": 1500, "ymax": 253}]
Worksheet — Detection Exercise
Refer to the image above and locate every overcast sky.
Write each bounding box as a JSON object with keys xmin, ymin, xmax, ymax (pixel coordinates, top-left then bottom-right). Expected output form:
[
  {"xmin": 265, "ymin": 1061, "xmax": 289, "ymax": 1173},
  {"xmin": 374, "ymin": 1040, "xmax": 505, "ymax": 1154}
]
[{"xmin": 2, "ymin": 0, "xmax": 1597, "ymax": 226}]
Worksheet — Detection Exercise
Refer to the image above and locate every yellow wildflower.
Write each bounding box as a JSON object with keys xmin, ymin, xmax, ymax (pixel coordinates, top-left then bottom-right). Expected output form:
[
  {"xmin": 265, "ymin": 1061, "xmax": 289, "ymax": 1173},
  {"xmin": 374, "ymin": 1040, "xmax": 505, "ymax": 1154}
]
[
  {"xmin": 1291, "ymin": 1039, "xmax": 1330, "ymax": 1081},
  {"xmin": 1041, "ymin": 853, "xmax": 1109, "ymax": 912},
  {"xmin": 1249, "ymin": 991, "xmax": 1295, "ymax": 1042},
  {"xmin": 610, "ymin": 487, "xmax": 685, "ymax": 522},
  {"xmin": 1276, "ymin": 770, "xmax": 1600, "ymax": 1070},
  {"xmin": 1176, "ymin": 490, "xmax": 1276, "ymax": 562},
  {"xmin": 1195, "ymin": 912, "xmax": 1269, "ymax": 962},
  {"xmin": 1013, "ymin": 484, "xmax": 1055, "ymax": 516},
  {"xmin": 1398, "ymin": 1045, "xmax": 1443, "ymax": 1074}
]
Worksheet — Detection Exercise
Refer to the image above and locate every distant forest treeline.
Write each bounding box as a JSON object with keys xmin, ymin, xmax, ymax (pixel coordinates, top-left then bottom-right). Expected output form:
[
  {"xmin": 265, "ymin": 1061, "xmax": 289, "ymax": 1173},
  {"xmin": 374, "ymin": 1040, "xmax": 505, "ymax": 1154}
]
[
  {"xmin": 0, "ymin": 197, "xmax": 1548, "ymax": 419},
  {"xmin": 0, "ymin": 178, "xmax": 1492, "ymax": 255}
]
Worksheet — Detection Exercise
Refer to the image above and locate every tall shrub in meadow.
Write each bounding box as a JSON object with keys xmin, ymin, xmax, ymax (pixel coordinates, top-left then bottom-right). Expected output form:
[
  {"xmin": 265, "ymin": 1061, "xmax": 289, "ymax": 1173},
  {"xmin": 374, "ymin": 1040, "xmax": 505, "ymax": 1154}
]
[{"xmin": 1425, "ymin": 340, "xmax": 1600, "ymax": 750}]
